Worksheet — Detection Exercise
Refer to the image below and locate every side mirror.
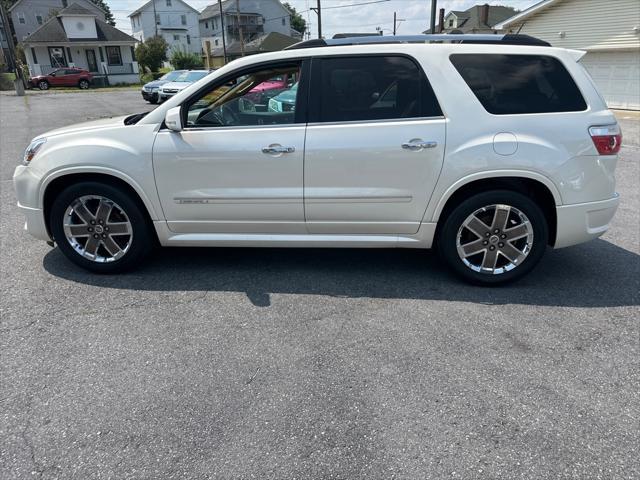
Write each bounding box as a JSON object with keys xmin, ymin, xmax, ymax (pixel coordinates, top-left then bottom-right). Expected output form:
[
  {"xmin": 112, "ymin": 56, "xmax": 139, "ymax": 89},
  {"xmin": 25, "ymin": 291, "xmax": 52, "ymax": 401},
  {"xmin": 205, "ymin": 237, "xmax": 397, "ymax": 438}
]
[{"xmin": 165, "ymin": 106, "xmax": 183, "ymax": 132}]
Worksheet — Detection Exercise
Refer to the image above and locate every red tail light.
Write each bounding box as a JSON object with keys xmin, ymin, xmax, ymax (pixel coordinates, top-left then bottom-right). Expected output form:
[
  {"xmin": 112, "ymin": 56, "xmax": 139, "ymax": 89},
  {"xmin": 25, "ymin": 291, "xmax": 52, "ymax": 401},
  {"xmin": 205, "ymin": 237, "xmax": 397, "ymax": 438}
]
[{"xmin": 589, "ymin": 124, "xmax": 622, "ymax": 155}]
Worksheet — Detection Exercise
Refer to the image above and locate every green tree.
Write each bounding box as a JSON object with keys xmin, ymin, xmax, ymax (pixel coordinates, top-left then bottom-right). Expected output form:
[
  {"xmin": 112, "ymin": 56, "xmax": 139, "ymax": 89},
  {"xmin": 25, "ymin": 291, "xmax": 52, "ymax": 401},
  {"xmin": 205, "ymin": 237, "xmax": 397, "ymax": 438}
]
[
  {"xmin": 169, "ymin": 49, "xmax": 203, "ymax": 70},
  {"xmin": 90, "ymin": 0, "xmax": 115, "ymax": 26},
  {"xmin": 135, "ymin": 36, "xmax": 168, "ymax": 73},
  {"xmin": 283, "ymin": 2, "xmax": 306, "ymax": 36}
]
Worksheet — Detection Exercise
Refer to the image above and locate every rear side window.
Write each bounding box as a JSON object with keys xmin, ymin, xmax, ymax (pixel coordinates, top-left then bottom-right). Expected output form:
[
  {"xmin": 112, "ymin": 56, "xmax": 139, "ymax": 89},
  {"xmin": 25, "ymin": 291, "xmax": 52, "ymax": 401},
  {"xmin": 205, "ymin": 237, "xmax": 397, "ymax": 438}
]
[
  {"xmin": 315, "ymin": 55, "xmax": 442, "ymax": 122},
  {"xmin": 450, "ymin": 54, "xmax": 587, "ymax": 114}
]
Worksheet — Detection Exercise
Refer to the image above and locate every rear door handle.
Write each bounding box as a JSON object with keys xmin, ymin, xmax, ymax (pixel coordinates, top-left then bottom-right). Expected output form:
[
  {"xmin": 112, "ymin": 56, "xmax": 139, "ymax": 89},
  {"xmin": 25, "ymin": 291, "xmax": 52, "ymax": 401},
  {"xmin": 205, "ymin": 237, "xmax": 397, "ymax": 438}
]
[
  {"xmin": 401, "ymin": 140, "xmax": 438, "ymax": 151},
  {"xmin": 262, "ymin": 145, "xmax": 295, "ymax": 155}
]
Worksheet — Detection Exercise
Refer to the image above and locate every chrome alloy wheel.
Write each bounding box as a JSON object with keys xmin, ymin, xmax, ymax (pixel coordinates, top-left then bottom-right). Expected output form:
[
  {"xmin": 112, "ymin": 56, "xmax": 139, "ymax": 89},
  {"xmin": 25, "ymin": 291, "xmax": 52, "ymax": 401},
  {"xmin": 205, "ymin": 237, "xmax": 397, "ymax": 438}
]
[
  {"xmin": 62, "ymin": 195, "xmax": 133, "ymax": 263},
  {"xmin": 456, "ymin": 204, "xmax": 534, "ymax": 275}
]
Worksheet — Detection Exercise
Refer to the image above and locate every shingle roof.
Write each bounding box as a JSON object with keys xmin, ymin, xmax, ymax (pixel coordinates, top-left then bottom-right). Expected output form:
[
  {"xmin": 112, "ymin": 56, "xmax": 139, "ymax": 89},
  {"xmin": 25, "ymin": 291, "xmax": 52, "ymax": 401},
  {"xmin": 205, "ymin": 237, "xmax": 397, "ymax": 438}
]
[
  {"xmin": 58, "ymin": 3, "xmax": 98, "ymax": 15},
  {"xmin": 210, "ymin": 31, "xmax": 298, "ymax": 56},
  {"xmin": 23, "ymin": 4, "xmax": 137, "ymax": 44},
  {"xmin": 423, "ymin": 4, "xmax": 517, "ymax": 33}
]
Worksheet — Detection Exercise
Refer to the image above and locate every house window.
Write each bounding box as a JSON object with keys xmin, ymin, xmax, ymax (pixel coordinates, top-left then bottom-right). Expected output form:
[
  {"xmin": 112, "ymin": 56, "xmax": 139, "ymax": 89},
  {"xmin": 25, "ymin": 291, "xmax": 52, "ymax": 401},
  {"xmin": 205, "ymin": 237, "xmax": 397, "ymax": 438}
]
[
  {"xmin": 156, "ymin": 14, "xmax": 161, "ymax": 25},
  {"xmin": 62, "ymin": 0, "xmax": 67, "ymax": 6},
  {"xmin": 18, "ymin": 12, "xmax": 26, "ymax": 24},
  {"xmin": 205, "ymin": 21, "xmax": 208, "ymax": 29},
  {"xmin": 173, "ymin": 34, "xmax": 180, "ymax": 41},
  {"xmin": 213, "ymin": 18, "xmax": 217, "ymax": 29},
  {"xmin": 187, "ymin": 34, "xmax": 191, "ymax": 44},
  {"xmin": 105, "ymin": 46, "xmax": 122, "ymax": 65},
  {"xmin": 36, "ymin": 15, "xmax": 43, "ymax": 25},
  {"xmin": 282, "ymin": 17, "xmax": 285, "ymax": 26},
  {"xmin": 448, "ymin": 19, "xmax": 454, "ymax": 27},
  {"xmin": 166, "ymin": 0, "xmax": 171, "ymax": 6},
  {"xmin": 214, "ymin": 39, "xmax": 219, "ymax": 46},
  {"xmin": 181, "ymin": 14, "xmax": 187, "ymax": 25}
]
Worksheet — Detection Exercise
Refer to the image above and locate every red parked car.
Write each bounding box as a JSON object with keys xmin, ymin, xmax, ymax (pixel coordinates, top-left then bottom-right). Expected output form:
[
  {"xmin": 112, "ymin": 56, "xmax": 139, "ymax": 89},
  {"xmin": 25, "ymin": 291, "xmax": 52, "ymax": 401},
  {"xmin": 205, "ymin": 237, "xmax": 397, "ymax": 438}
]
[{"xmin": 29, "ymin": 68, "xmax": 93, "ymax": 90}]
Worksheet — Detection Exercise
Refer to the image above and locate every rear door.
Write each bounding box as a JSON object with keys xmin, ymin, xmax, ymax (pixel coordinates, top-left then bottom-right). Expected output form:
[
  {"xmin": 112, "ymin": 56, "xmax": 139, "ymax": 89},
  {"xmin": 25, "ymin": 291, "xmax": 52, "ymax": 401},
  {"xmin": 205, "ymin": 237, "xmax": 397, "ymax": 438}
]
[{"xmin": 304, "ymin": 55, "xmax": 446, "ymax": 234}]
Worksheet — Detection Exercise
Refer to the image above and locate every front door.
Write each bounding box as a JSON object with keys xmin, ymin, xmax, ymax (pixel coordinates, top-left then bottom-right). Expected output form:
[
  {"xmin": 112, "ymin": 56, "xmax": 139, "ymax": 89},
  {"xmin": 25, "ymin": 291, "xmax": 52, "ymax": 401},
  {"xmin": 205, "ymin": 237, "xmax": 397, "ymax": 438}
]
[
  {"xmin": 86, "ymin": 50, "xmax": 98, "ymax": 72},
  {"xmin": 304, "ymin": 55, "xmax": 446, "ymax": 234},
  {"xmin": 153, "ymin": 61, "xmax": 308, "ymax": 234}
]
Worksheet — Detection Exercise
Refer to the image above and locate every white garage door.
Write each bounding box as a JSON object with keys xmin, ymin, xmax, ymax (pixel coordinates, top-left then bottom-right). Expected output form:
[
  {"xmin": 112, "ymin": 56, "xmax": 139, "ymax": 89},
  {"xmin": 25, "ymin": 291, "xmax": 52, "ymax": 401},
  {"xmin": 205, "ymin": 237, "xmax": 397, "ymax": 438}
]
[{"xmin": 580, "ymin": 50, "xmax": 640, "ymax": 110}]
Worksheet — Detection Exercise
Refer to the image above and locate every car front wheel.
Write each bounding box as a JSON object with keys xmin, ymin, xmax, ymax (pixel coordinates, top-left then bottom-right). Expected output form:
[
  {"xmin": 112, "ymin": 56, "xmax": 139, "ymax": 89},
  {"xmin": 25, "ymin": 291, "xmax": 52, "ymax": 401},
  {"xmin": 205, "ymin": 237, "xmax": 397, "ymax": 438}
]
[
  {"xmin": 38, "ymin": 80, "xmax": 49, "ymax": 90},
  {"xmin": 78, "ymin": 79, "xmax": 90, "ymax": 89},
  {"xmin": 49, "ymin": 182, "xmax": 154, "ymax": 273},
  {"xmin": 437, "ymin": 190, "xmax": 548, "ymax": 285}
]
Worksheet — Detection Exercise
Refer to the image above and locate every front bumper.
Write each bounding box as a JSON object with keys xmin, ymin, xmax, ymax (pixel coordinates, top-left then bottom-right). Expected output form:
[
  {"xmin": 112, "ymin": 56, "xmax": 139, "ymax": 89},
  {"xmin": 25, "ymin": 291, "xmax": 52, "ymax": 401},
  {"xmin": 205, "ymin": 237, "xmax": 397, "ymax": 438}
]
[
  {"xmin": 159, "ymin": 91, "xmax": 177, "ymax": 101},
  {"xmin": 18, "ymin": 202, "xmax": 50, "ymax": 241},
  {"xmin": 141, "ymin": 90, "xmax": 158, "ymax": 102},
  {"xmin": 554, "ymin": 194, "xmax": 619, "ymax": 248},
  {"xmin": 13, "ymin": 165, "xmax": 50, "ymax": 241}
]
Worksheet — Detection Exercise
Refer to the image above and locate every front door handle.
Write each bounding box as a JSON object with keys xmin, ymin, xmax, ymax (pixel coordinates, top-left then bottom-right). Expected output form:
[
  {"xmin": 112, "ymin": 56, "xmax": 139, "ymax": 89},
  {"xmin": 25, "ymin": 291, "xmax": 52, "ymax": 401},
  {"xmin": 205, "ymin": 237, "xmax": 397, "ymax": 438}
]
[
  {"xmin": 401, "ymin": 140, "xmax": 438, "ymax": 151},
  {"xmin": 262, "ymin": 145, "xmax": 295, "ymax": 155}
]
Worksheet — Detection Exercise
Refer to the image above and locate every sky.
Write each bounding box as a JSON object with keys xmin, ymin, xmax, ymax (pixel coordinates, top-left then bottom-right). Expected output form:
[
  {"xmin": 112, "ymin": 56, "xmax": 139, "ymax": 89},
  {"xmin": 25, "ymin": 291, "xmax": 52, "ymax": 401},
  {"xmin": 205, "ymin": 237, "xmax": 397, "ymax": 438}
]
[{"xmin": 110, "ymin": 0, "xmax": 539, "ymax": 37}]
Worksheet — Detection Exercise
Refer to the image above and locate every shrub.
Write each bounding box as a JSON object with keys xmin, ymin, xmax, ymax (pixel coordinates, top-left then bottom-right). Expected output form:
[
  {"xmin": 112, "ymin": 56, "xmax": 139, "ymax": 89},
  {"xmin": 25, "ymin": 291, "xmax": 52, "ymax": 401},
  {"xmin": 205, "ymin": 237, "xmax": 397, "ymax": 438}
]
[
  {"xmin": 170, "ymin": 50, "xmax": 203, "ymax": 70},
  {"xmin": 135, "ymin": 36, "xmax": 168, "ymax": 73}
]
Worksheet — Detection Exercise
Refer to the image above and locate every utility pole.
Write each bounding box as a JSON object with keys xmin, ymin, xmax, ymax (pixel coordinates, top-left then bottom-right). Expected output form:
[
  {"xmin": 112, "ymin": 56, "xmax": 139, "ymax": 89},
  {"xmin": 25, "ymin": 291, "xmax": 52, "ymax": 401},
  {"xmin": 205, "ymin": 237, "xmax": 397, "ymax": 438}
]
[
  {"xmin": 218, "ymin": 0, "xmax": 227, "ymax": 64},
  {"xmin": 152, "ymin": 0, "xmax": 158, "ymax": 36},
  {"xmin": 309, "ymin": 0, "xmax": 322, "ymax": 39},
  {"xmin": 316, "ymin": 0, "xmax": 322, "ymax": 39},
  {"xmin": 235, "ymin": 0, "xmax": 244, "ymax": 56},
  {"xmin": 393, "ymin": 11, "xmax": 396, "ymax": 35},
  {"xmin": 0, "ymin": 2, "xmax": 24, "ymax": 95},
  {"xmin": 429, "ymin": 0, "xmax": 437, "ymax": 35}
]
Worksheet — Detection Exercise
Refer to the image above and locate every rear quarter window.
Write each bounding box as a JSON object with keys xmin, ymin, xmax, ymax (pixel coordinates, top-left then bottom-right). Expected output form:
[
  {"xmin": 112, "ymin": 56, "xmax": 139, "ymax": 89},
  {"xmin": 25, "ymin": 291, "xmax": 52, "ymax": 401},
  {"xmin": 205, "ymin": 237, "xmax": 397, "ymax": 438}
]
[{"xmin": 450, "ymin": 54, "xmax": 587, "ymax": 115}]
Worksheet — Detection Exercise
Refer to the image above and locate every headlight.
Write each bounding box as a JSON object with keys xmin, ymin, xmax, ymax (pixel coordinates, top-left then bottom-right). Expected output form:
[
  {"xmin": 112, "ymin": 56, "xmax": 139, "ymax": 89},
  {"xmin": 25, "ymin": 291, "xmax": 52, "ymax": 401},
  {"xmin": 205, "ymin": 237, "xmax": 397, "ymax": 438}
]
[{"xmin": 23, "ymin": 137, "xmax": 46, "ymax": 165}]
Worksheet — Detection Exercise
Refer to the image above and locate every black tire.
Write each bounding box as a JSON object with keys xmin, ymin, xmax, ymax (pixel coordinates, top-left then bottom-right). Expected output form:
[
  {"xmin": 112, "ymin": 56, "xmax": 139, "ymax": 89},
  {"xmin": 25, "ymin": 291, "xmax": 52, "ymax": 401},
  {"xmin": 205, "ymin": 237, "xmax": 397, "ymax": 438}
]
[
  {"xmin": 49, "ymin": 182, "xmax": 154, "ymax": 273},
  {"xmin": 78, "ymin": 79, "xmax": 90, "ymax": 89},
  {"xmin": 437, "ymin": 190, "xmax": 548, "ymax": 285},
  {"xmin": 38, "ymin": 80, "xmax": 49, "ymax": 90}
]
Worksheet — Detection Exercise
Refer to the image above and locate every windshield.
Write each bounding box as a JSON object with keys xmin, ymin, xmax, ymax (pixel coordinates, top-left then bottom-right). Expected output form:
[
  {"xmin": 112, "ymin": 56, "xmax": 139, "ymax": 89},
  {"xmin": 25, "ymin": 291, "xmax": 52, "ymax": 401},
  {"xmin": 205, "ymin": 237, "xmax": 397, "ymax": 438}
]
[
  {"xmin": 175, "ymin": 71, "xmax": 208, "ymax": 83},
  {"xmin": 161, "ymin": 70, "xmax": 183, "ymax": 82}
]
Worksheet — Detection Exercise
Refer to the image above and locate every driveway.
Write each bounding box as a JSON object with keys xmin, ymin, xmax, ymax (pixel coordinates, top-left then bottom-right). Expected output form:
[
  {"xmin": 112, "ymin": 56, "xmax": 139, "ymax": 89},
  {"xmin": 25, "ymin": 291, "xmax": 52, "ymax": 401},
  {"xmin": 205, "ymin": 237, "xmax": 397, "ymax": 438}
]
[{"xmin": 1, "ymin": 91, "xmax": 638, "ymax": 479}]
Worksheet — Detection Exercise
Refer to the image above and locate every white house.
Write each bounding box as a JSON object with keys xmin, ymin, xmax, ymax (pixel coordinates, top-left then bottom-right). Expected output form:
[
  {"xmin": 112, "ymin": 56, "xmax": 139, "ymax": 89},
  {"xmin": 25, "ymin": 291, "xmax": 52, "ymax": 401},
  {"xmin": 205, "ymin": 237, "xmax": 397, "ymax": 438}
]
[
  {"xmin": 199, "ymin": 0, "xmax": 297, "ymax": 59},
  {"xmin": 129, "ymin": 0, "xmax": 201, "ymax": 57},
  {"xmin": 495, "ymin": 0, "xmax": 640, "ymax": 110},
  {"xmin": 8, "ymin": 0, "xmax": 105, "ymax": 42},
  {"xmin": 22, "ymin": 3, "xmax": 139, "ymax": 84}
]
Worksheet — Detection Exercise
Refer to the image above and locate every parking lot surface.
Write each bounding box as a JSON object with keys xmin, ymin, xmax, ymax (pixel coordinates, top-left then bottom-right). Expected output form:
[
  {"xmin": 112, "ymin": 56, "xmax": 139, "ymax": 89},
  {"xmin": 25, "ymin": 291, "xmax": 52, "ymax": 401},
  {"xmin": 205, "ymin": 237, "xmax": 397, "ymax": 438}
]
[{"xmin": 1, "ymin": 91, "xmax": 638, "ymax": 479}]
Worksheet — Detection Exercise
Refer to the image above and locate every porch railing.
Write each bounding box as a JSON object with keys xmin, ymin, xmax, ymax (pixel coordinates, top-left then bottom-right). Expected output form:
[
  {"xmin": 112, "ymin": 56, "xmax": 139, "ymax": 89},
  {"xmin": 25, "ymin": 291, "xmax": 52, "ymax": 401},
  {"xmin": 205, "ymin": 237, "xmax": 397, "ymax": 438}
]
[
  {"xmin": 40, "ymin": 64, "xmax": 59, "ymax": 75},
  {"xmin": 105, "ymin": 63, "xmax": 134, "ymax": 74}
]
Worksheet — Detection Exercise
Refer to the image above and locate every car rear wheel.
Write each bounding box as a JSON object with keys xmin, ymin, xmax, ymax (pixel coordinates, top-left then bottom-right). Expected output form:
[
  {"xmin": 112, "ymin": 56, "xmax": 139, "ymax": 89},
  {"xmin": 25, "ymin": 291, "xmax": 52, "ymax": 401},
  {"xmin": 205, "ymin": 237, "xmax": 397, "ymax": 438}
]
[
  {"xmin": 49, "ymin": 182, "xmax": 154, "ymax": 273},
  {"xmin": 38, "ymin": 80, "xmax": 49, "ymax": 90},
  {"xmin": 78, "ymin": 79, "xmax": 90, "ymax": 89},
  {"xmin": 437, "ymin": 190, "xmax": 548, "ymax": 285}
]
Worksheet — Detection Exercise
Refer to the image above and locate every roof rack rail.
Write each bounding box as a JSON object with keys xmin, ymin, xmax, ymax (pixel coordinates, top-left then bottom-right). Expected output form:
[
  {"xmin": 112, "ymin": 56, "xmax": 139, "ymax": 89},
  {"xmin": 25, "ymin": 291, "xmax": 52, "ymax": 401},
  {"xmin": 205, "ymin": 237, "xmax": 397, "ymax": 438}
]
[{"xmin": 284, "ymin": 34, "xmax": 551, "ymax": 50}]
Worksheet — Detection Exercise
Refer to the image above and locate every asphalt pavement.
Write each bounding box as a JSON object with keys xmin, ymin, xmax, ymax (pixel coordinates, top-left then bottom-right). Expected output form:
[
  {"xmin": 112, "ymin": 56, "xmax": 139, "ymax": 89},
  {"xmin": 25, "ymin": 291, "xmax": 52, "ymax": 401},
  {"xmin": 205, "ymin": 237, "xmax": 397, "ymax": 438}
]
[{"xmin": 1, "ymin": 90, "xmax": 638, "ymax": 479}]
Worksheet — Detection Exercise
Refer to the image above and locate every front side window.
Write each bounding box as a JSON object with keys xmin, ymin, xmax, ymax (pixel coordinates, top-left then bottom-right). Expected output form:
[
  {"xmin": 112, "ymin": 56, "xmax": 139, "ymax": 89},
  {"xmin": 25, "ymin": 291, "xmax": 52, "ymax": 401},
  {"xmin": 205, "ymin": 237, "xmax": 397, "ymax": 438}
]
[
  {"xmin": 450, "ymin": 54, "xmax": 587, "ymax": 114},
  {"xmin": 106, "ymin": 46, "xmax": 122, "ymax": 65},
  {"xmin": 315, "ymin": 55, "xmax": 442, "ymax": 123},
  {"xmin": 185, "ymin": 64, "xmax": 301, "ymax": 128}
]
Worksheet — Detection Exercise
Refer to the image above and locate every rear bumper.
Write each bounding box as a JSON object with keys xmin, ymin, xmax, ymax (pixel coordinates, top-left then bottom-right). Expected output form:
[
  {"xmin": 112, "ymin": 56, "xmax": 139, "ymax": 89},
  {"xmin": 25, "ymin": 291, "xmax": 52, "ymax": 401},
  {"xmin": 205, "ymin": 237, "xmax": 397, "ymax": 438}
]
[{"xmin": 554, "ymin": 194, "xmax": 619, "ymax": 249}]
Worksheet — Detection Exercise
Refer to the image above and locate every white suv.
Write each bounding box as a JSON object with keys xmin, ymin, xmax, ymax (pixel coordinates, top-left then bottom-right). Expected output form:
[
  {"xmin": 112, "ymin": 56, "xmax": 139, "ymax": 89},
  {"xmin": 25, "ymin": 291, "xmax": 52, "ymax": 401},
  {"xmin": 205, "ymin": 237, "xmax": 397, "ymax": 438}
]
[{"xmin": 13, "ymin": 34, "xmax": 621, "ymax": 284}]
